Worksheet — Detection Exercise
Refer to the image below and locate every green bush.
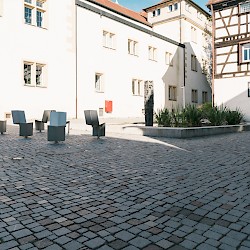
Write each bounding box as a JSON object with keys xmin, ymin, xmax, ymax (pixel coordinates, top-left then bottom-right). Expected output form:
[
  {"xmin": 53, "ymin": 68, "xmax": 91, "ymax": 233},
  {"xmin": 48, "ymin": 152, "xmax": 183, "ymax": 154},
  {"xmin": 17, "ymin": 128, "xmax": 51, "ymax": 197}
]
[
  {"xmin": 224, "ymin": 108, "xmax": 244, "ymax": 125},
  {"xmin": 183, "ymin": 104, "xmax": 202, "ymax": 127},
  {"xmin": 205, "ymin": 105, "xmax": 226, "ymax": 126},
  {"xmin": 155, "ymin": 108, "xmax": 171, "ymax": 127},
  {"xmin": 155, "ymin": 103, "xmax": 244, "ymax": 127}
]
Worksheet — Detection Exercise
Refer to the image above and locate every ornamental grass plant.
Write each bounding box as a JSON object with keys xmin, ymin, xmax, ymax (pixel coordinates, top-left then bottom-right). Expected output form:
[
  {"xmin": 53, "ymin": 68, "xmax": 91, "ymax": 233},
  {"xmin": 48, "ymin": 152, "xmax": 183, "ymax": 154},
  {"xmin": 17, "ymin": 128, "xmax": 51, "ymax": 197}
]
[{"xmin": 155, "ymin": 103, "xmax": 244, "ymax": 127}]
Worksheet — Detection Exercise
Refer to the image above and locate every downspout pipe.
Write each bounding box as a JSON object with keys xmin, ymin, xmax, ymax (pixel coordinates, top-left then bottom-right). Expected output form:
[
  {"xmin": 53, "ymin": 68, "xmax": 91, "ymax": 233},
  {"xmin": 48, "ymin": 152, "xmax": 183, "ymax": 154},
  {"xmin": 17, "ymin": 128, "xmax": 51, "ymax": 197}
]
[
  {"xmin": 180, "ymin": 0, "xmax": 186, "ymax": 108},
  {"xmin": 75, "ymin": 3, "xmax": 78, "ymax": 118}
]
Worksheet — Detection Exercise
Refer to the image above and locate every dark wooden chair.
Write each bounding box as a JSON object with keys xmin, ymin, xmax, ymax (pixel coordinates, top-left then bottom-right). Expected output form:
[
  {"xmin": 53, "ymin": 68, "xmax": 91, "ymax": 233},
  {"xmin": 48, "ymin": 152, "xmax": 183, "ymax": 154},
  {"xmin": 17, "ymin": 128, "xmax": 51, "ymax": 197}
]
[
  {"xmin": 11, "ymin": 110, "xmax": 33, "ymax": 138},
  {"xmin": 84, "ymin": 110, "xmax": 105, "ymax": 138}
]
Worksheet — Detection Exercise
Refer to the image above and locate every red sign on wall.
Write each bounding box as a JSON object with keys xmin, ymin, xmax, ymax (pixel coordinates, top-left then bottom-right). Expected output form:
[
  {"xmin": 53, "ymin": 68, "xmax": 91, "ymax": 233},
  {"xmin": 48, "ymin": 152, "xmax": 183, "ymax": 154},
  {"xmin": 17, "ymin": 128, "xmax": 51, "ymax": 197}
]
[{"xmin": 105, "ymin": 100, "xmax": 113, "ymax": 113}]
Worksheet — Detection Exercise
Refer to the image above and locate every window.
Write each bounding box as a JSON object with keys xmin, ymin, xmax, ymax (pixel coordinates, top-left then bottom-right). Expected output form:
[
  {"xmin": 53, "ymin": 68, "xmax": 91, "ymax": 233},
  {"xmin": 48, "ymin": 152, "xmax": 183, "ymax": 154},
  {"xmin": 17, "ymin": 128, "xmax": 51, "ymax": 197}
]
[
  {"xmin": 165, "ymin": 52, "xmax": 173, "ymax": 66},
  {"xmin": 24, "ymin": 61, "xmax": 46, "ymax": 87},
  {"xmin": 185, "ymin": 3, "xmax": 191, "ymax": 12},
  {"xmin": 191, "ymin": 54, "xmax": 197, "ymax": 71},
  {"xmin": 148, "ymin": 46, "xmax": 157, "ymax": 61},
  {"xmin": 248, "ymin": 82, "xmax": 250, "ymax": 97},
  {"xmin": 132, "ymin": 79, "xmax": 143, "ymax": 96},
  {"xmin": 36, "ymin": 64, "xmax": 44, "ymax": 86},
  {"xmin": 169, "ymin": 86, "xmax": 177, "ymax": 101},
  {"xmin": 36, "ymin": 10, "xmax": 43, "ymax": 27},
  {"xmin": 191, "ymin": 26, "xmax": 197, "ymax": 43},
  {"xmin": 95, "ymin": 73, "xmax": 104, "ymax": 92},
  {"xmin": 240, "ymin": 2, "xmax": 250, "ymax": 14},
  {"xmin": 174, "ymin": 3, "xmax": 178, "ymax": 10},
  {"xmin": 24, "ymin": 7, "xmax": 32, "ymax": 24},
  {"xmin": 24, "ymin": 63, "xmax": 32, "ymax": 85},
  {"xmin": 242, "ymin": 43, "xmax": 250, "ymax": 62},
  {"xmin": 103, "ymin": 31, "xmax": 116, "ymax": 49},
  {"xmin": 197, "ymin": 12, "xmax": 202, "ymax": 20},
  {"xmin": 24, "ymin": 0, "xmax": 46, "ymax": 27},
  {"xmin": 202, "ymin": 91, "xmax": 208, "ymax": 103},
  {"xmin": 153, "ymin": 9, "xmax": 161, "ymax": 17},
  {"xmin": 169, "ymin": 5, "xmax": 173, "ymax": 12},
  {"xmin": 128, "ymin": 39, "xmax": 138, "ymax": 56},
  {"xmin": 192, "ymin": 89, "xmax": 198, "ymax": 103}
]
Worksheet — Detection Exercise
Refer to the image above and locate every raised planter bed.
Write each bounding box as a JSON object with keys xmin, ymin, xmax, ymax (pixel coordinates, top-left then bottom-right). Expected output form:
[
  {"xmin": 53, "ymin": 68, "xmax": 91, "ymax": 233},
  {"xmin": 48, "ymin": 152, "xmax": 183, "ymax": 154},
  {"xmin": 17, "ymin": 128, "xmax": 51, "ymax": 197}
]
[{"xmin": 122, "ymin": 124, "xmax": 250, "ymax": 138}]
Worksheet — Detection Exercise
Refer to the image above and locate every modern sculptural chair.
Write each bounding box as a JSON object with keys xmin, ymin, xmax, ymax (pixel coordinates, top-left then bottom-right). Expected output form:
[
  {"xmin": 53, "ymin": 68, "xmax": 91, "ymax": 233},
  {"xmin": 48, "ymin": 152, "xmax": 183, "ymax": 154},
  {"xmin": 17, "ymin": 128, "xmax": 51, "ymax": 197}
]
[
  {"xmin": 84, "ymin": 110, "xmax": 105, "ymax": 138},
  {"xmin": 35, "ymin": 110, "xmax": 56, "ymax": 132},
  {"xmin": 11, "ymin": 110, "xmax": 33, "ymax": 138},
  {"xmin": 47, "ymin": 111, "xmax": 67, "ymax": 143}
]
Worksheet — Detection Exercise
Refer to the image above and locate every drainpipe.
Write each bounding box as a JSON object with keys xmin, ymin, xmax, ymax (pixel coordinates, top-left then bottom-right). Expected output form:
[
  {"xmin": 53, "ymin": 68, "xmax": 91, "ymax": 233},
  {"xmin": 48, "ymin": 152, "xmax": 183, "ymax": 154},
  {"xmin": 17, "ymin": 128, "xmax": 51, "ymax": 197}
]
[
  {"xmin": 211, "ymin": 4, "xmax": 215, "ymax": 107},
  {"xmin": 75, "ymin": 3, "xmax": 78, "ymax": 118},
  {"xmin": 180, "ymin": 0, "xmax": 186, "ymax": 108}
]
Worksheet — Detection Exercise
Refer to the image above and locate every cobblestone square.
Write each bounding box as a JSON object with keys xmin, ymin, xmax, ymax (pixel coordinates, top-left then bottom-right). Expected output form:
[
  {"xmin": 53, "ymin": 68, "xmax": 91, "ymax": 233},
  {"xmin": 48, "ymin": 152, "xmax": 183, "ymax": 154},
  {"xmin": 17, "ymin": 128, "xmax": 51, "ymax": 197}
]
[{"xmin": 0, "ymin": 124, "xmax": 250, "ymax": 249}]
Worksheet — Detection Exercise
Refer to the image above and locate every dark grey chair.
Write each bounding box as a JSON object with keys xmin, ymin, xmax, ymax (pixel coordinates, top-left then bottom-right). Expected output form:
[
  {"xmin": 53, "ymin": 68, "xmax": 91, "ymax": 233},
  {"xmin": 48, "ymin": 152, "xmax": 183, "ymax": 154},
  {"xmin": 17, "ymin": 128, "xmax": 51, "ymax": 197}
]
[
  {"xmin": 11, "ymin": 110, "xmax": 33, "ymax": 138},
  {"xmin": 47, "ymin": 112, "xmax": 67, "ymax": 143},
  {"xmin": 35, "ymin": 110, "xmax": 55, "ymax": 132},
  {"xmin": 84, "ymin": 110, "xmax": 105, "ymax": 138},
  {"xmin": 0, "ymin": 120, "xmax": 6, "ymax": 134}
]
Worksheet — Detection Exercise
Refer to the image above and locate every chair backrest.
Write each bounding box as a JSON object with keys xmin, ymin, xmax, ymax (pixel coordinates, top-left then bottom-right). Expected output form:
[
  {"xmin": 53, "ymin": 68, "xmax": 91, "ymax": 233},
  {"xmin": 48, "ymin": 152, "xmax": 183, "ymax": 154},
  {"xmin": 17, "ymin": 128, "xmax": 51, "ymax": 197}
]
[
  {"xmin": 50, "ymin": 112, "xmax": 66, "ymax": 126},
  {"xmin": 42, "ymin": 110, "xmax": 56, "ymax": 123},
  {"xmin": 84, "ymin": 110, "xmax": 99, "ymax": 126},
  {"xmin": 11, "ymin": 110, "xmax": 26, "ymax": 124}
]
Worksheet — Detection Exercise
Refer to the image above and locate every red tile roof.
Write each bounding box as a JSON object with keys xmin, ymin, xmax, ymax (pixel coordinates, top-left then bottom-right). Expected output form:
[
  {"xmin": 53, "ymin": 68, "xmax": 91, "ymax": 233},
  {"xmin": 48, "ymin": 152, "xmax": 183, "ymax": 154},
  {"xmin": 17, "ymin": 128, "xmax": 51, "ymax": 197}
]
[{"xmin": 87, "ymin": 0, "xmax": 151, "ymax": 26}]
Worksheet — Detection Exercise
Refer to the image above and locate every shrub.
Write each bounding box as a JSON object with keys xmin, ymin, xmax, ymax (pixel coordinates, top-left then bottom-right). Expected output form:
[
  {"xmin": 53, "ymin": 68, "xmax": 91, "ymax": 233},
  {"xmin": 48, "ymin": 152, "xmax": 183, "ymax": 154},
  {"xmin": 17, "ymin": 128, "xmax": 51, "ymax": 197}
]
[
  {"xmin": 154, "ymin": 104, "xmax": 244, "ymax": 127},
  {"xmin": 155, "ymin": 108, "xmax": 171, "ymax": 127},
  {"xmin": 183, "ymin": 104, "xmax": 202, "ymax": 127},
  {"xmin": 205, "ymin": 105, "xmax": 226, "ymax": 126},
  {"xmin": 224, "ymin": 108, "xmax": 244, "ymax": 125}
]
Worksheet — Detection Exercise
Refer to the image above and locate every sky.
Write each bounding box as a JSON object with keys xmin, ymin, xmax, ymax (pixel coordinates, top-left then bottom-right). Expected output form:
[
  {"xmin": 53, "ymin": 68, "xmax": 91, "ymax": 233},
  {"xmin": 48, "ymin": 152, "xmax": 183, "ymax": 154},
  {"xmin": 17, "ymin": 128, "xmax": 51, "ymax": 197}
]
[{"xmin": 113, "ymin": 0, "xmax": 209, "ymax": 13}]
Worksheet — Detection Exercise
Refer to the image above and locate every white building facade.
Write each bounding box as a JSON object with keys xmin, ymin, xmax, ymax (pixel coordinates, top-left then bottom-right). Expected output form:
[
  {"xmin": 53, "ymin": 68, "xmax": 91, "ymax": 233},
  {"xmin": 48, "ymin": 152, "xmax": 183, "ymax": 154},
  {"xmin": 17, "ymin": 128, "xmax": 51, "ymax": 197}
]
[
  {"xmin": 0, "ymin": 0, "xmax": 210, "ymax": 121},
  {"xmin": 0, "ymin": 0, "xmax": 76, "ymax": 120},
  {"xmin": 144, "ymin": 0, "xmax": 212, "ymax": 108}
]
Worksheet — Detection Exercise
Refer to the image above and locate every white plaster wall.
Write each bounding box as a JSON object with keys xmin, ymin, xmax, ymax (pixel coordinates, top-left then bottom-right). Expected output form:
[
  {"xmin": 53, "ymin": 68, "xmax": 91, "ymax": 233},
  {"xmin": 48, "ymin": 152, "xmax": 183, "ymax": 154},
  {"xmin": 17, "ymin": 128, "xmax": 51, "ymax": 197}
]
[
  {"xmin": 0, "ymin": 0, "xmax": 76, "ymax": 120},
  {"xmin": 152, "ymin": 14, "xmax": 212, "ymax": 106},
  {"xmin": 76, "ymin": 2, "xmax": 184, "ymax": 119},
  {"xmin": 214, "ymin": 77, "xmax": 250, "ymax": 121}
]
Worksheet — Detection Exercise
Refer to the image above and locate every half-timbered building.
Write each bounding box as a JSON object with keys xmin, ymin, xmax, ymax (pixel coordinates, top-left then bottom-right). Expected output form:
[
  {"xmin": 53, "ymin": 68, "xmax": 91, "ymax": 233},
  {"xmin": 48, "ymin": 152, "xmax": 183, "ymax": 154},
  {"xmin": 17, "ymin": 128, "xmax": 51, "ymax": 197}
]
[{"xmin": 207, "ymin": 0, "xmax": 250, "ymax": 120}]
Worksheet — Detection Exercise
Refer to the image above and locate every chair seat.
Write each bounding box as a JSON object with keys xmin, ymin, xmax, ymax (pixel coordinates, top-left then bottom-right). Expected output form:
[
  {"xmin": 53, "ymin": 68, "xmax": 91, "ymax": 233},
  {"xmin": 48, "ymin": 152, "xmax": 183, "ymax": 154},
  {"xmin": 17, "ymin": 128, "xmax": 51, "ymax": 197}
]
[
  {"xmin": 0, "ymin": 120, "xmax": 7, "ymax": 134},
  {"xmin": 19, "ymin": 122, "xmax": 33, "ymax": 137}
]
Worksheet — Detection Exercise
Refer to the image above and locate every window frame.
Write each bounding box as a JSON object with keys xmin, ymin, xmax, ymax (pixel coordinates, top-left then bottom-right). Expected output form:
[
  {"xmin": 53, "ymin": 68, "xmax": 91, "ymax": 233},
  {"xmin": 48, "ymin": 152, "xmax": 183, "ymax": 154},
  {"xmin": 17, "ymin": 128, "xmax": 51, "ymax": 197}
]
[
  {"xmin": 191, "ymin": 26, "xmax": 197, "ymax": 43},
  {"xmin": 169, "ymin": 85, "xmax": 177, "ymax": 101},
  {"xmin": 128, "ymin": 39, "xmax": 138, "ymax": 56},
  {"xmin": 24, "ymin": 0, "xmax": 47, "ymax": 28},
  {"xmin": 191, "ymin": 54, "xmax": 197, "ymax": 71},
  {"xmin": 103, "ymin": 30, "xmax": 116, "ymax": 50},
  {"xmin": 202, "ymin": 91, "xmax": 208, "ymax": 103},
  {"xmin": 132, "ymin": 79, "xmax": 143, "ymax": 96},
  {"xmin": 148, "ymin": 46, "xmax": 157, "ymax": 61},
  {"xmin": 95, "ymin": 73, "xmax": 104, "ymax": 93},
  {"xmin": 239, "ymin": 42, "xmax": 250, "ymax": 64},
  {"xmin": 165, "ymin": 52, "xmax": 173, "ymax": 66},
  {"xmin": 24, "ymin": 61, "xmax": 47, "ymax": 87},
  {"xmin": 191, "ymin": 89, "xmax": 198, "ymax": 103}
]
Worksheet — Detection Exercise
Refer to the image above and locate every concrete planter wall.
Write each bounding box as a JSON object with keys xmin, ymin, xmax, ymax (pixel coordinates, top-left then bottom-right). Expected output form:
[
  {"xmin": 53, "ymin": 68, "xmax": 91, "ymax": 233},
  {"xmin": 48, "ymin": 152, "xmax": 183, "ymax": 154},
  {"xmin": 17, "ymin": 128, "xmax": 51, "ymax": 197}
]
[{"xmin": 123, "ymin": 124, "xmax": 250, "ymax": 138}]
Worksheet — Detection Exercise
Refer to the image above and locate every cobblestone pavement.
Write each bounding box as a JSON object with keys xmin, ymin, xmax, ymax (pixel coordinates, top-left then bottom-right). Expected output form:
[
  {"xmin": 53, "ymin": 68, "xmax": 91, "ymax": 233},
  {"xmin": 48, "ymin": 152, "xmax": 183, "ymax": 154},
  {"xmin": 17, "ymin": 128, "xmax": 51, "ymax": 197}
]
[{"xmin": 0, "ymin": 125, "xmax": 250, "ymax": 250}]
